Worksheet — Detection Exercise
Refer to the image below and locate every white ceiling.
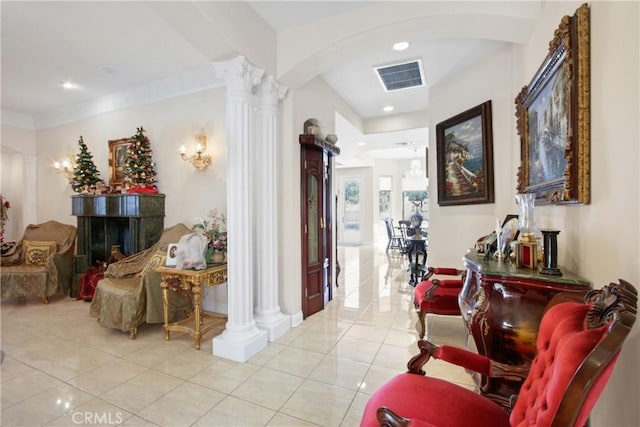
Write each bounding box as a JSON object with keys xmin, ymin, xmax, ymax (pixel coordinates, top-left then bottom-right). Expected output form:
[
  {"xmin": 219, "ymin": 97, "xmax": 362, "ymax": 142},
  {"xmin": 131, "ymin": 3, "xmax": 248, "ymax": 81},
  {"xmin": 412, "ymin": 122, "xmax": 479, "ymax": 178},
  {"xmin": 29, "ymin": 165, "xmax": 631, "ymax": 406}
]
[
  {"xmin": 1, "ymin": 2, "xmax": 215, "ymax": 116},
  {"xmin": 1, "ymin": 1, "xmax": 536, "ymax": 164}
]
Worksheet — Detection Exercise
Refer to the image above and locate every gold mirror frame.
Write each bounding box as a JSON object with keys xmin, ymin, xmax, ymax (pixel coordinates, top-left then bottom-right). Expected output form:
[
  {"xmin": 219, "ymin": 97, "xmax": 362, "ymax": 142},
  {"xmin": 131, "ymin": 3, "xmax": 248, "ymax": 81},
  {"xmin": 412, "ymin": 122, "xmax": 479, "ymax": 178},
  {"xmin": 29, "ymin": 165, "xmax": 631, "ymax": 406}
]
[
  {"xmin": 108, "ymin": 137, "xmax": 133, "ymax": 186},
  {"xmin": 515, "ymin": 3, "xmax": 590, "ymax": 204}
]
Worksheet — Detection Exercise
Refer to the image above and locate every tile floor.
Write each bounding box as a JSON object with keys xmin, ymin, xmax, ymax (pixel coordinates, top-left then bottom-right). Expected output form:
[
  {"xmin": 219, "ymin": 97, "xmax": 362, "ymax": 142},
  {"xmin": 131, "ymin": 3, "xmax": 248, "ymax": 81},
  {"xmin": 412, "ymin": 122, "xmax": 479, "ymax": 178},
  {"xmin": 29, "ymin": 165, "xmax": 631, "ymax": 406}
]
[{"xmin": 1, "ymin": 245, "xmax": 474, "ymax": 426}]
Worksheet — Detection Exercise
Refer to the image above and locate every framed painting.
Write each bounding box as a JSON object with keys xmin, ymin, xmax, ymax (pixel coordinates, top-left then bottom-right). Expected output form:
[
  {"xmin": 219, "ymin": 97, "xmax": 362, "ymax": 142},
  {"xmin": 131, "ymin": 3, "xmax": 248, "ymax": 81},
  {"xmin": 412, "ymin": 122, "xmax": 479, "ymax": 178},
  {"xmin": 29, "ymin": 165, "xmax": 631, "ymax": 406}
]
[
  {"xmin": 108, "ymin": 137, "xmax": 133, "ymax": 186},
  {"xmin": 436, "ymin": 100, "xmax": 494, "ymax": 206},
  {"xmin": 515, "ymin": 3, "xmax": 590, "ymax": 204},
  {"xmin": 166, "ymin": 243, "xmax": 178, "ymax": 267}
]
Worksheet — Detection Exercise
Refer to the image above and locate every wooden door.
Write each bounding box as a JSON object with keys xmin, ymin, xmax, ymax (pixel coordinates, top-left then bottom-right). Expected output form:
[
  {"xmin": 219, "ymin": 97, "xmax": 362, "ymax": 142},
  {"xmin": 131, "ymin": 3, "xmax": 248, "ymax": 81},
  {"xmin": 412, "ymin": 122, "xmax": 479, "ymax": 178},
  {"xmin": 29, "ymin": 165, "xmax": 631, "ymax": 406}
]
[{"xmin": 301, "ymin": 147, "xmax": 328, "ymax": 317}]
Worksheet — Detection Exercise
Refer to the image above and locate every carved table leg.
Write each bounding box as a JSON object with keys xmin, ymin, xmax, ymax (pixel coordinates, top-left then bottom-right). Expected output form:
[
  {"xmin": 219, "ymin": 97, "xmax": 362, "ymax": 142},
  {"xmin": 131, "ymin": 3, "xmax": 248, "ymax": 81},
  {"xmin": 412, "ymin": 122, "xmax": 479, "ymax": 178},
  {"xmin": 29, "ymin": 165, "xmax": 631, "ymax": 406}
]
[
  {"xmin": 161, "ymin": 277, "xmax": 170, "ymax": 341},
  {"xmin": 129, "ymin": 327, "xmax": 137, "ymax": 339},
  {"xmin": 192, "ymin": 281, "xmax": 202, "ymax": 350}
]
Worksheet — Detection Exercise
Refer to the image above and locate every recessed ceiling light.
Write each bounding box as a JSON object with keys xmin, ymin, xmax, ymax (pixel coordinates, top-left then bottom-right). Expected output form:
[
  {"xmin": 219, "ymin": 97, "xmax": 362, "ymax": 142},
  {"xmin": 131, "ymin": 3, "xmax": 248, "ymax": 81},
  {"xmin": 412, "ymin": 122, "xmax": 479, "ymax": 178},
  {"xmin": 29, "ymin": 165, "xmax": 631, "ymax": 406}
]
[
  {"xmin": 383, "ymin": 105, "xmax": 394, "ymax": 112},
  {"xmin": 61, "ymin": 81, "xmax": 77, "ymax": 89},
  {"xmin": 393, "ymin": 41, "xmax": 409, "ymax": 51},
  {"xmin": 357, "ymin": 142, "xmax": 366, "ymax": 146}
]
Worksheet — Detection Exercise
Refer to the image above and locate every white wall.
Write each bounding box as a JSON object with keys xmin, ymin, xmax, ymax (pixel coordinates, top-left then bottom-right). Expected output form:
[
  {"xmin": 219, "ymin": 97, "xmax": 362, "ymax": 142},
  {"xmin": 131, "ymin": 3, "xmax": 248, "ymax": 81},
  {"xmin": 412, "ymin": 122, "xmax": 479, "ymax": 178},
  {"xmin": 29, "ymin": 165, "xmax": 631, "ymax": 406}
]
[
  {"xmin": 427, "ymin": 2, "xmax": 639, "ymax": 425},
  {"xmin": 427, "ymin": 43, "xmax": 516, "ymax": 268},
  {"xmin": 279, "ymin": 76, "xmax": 364, "ymax": 317},
  {"xmin": 530, "ymin": 2, "xmax": 639, "ymax": 425},
  {"xmin": 0, "ymin": 124, "xmax": 37, "ymax": 237},
  {"xmin": 2, "ymin": 88, "xmax": 230, "ymax": 310},
  {"xmin": 30, "ymin": 88, "xmax": 228, "ymax": 228}
]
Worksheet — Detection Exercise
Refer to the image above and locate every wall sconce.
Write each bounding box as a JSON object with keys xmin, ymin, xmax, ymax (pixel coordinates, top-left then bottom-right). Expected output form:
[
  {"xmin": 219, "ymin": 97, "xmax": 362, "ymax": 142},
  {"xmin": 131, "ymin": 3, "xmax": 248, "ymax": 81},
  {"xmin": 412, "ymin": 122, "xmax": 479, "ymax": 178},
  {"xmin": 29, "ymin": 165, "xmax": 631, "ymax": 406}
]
[
  {"xmin": 179, "ymin": 131, "xmax": 211, "ymax": 171},
  {"xmin": 53, "ymin": 158, "xmax": 75, "ymax": 181}
]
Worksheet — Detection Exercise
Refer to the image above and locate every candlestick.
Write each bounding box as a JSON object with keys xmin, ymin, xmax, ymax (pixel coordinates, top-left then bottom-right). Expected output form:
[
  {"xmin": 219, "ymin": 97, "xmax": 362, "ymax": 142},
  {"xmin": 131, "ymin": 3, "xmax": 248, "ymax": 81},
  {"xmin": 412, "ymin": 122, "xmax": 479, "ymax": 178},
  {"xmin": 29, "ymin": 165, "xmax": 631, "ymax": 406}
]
[
  {"xmin": 494, "ymin": 218, "xmax": 504, "ymax": 259},
  {"xmin": 540, "ymin": 229, "xmax": 562, "ymax": 275}
]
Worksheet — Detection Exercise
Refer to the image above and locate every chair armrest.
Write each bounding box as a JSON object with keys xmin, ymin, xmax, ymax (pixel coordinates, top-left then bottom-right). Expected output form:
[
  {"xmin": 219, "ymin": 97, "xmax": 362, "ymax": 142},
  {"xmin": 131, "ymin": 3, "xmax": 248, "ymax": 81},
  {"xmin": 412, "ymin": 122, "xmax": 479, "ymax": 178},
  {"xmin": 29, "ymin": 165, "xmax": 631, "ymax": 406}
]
[
  {"xmin": 51, "ymin": 250, "xmax": 74, "ymax": 293},
  {"xmin": 410, "ymin": 340, "xmax": 530, "ymax": 381},
  {"xmin": 422, "ymin": 267, "xmax": 463, "ymax": 281},
  {"xmin": 0, "ymin": 240, "xmax": 23, "ymax": 265},
  {"xmin": 422, "ymin": 278, "xmax": 463, "ymax": 300},
  {"xmin": 377, "ymin": 407, "xmax": 410, "ymax": 427}
]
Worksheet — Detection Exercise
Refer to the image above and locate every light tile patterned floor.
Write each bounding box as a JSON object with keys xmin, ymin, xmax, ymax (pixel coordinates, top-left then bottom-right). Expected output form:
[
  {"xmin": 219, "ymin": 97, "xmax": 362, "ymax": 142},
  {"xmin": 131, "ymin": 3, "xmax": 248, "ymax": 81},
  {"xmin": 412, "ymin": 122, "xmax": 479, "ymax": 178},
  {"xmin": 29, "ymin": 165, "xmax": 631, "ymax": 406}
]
[{"xmin": 0, "ymin": 245, "xmax": 474, "ymax": 426}]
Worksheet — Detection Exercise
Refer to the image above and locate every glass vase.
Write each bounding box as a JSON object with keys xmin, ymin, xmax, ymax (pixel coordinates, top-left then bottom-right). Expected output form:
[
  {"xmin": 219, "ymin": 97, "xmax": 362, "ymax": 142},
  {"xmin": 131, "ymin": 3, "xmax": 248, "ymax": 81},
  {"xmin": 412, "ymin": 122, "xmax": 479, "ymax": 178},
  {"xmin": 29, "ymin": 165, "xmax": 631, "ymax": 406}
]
[{"xmin": 516, "ymin": 193, "xmax": 536, "ymax": 242}]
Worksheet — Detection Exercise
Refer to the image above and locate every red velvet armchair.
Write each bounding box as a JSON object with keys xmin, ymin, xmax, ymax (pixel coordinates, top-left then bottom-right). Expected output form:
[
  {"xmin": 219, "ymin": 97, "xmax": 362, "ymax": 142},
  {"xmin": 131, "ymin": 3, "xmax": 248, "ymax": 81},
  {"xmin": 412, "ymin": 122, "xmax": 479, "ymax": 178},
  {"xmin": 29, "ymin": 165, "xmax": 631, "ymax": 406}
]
[
  {"xmin": 362, "ymin": 280, "xmax": 637, "ymax": 427},
  {"xmin": 413, "ymin": 267, "xmax": 465, "ymax": 339}
]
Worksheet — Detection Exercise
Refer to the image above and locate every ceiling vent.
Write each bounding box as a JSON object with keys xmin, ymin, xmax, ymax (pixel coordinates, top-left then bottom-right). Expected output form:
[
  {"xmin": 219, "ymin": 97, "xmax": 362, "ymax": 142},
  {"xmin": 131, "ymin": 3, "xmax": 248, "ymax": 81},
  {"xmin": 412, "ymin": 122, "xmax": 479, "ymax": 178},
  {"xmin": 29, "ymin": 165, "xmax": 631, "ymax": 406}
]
[{"xmin": 375, "ymin": 59, "xmax": 425, "ymax": 91}]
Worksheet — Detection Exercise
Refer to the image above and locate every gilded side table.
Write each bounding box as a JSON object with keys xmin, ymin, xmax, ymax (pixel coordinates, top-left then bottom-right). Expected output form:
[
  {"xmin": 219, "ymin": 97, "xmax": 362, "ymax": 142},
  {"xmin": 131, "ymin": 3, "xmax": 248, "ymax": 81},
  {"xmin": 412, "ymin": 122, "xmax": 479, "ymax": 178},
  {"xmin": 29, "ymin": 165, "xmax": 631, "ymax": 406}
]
[
  {"xmin": 157, "ymin": 264, "xmax": 227, "ymax": 350},
  {"xmin": 460, "ymin": 252, "xmax": 591, "ymax": 407}
]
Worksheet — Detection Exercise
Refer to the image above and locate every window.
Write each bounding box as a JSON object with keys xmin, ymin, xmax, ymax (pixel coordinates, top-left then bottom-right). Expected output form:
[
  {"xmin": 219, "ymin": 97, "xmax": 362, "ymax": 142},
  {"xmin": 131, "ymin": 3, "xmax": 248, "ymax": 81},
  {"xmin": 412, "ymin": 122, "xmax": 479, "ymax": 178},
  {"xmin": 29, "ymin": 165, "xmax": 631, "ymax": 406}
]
[{"xmin": 379, "ymin": 176, "xmax": 392, "ymax": 219}]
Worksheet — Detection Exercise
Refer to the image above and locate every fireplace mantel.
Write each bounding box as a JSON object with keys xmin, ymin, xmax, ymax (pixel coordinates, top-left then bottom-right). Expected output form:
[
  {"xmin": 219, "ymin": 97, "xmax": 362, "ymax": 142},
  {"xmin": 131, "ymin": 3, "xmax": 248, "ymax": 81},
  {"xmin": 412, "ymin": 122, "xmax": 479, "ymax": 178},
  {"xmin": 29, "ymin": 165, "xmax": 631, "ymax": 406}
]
[{"xmin": 71, "ymin": 194, "xmax": 165, "ymax": 294}]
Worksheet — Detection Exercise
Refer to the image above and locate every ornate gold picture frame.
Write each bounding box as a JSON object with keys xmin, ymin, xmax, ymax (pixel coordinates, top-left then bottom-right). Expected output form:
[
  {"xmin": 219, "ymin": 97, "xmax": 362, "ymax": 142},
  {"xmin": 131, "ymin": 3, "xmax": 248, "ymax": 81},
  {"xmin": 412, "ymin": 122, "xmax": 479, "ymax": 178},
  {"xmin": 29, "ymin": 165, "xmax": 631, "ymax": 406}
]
[
  {"xmin": 515, "ymin": 3, "xmax": 590, "ymax": 204},
  {"xmin": 108, "ymin": 137, "xmax": 133, "ymax": 186}
]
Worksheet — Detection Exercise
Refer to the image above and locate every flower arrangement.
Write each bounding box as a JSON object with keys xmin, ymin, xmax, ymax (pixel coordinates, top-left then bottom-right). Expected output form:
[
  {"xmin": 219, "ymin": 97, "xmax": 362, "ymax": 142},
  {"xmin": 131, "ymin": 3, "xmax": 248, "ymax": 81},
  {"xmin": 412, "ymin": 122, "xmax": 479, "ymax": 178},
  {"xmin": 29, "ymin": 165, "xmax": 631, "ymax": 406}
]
[
  {"xmin": 192, "ymin": 209, "xmax": 227, "ymax": 253},
  {"xmin": 0, "ymin": 194, "xmax": 11, "ymax": 243}
]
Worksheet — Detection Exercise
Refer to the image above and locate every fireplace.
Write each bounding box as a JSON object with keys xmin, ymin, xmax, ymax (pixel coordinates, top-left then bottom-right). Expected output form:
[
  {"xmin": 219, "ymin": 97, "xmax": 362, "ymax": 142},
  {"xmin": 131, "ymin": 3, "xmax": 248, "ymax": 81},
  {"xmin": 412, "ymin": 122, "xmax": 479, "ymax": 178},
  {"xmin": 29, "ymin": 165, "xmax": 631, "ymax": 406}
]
[{"xmin": 71, "ymin": 194, "xmax": 165, "ymax": 295}]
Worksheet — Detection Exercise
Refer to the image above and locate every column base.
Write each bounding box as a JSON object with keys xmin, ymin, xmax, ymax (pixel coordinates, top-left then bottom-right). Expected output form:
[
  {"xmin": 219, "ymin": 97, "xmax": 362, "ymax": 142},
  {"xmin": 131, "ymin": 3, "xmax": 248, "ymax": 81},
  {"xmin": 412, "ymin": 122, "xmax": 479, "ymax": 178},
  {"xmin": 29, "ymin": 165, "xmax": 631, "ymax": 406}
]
[
  {"xmin": 255, "ymin": 312, "xmax": 291, "ymax": 342},
  {"xmin": 212, "ymin": 327, "xmax": 268, "ymax": 363},
  {"xmin": 290, "ymin": 311, "xmax": 303, "ymax": 327}
]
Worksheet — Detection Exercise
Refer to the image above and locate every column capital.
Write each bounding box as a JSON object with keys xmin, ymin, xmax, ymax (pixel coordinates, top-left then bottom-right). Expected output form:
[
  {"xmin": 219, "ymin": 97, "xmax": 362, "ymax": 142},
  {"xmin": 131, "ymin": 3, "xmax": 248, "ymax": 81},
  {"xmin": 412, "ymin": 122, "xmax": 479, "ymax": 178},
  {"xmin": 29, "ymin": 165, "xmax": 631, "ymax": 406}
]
[
  {"xmin": 257, "ymin": 75, "xmax": 288, "ymax": 106},
  {"xmin": 213, "ymin": 55, "xmax": 264, "ymax": 94}
]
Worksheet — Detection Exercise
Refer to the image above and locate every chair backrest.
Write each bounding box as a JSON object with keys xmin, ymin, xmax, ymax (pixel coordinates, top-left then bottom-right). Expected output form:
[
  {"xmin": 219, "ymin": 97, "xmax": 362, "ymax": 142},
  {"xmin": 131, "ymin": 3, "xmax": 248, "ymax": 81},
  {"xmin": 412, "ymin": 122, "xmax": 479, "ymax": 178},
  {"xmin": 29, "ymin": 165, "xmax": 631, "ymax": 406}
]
[
  {"xmin": 383, "ymin": 218, "xmax": 394, "ymax": 239},
  {"xmin": 509, "ymin": 280, "xmax": 637, "ymax": 427},
  {"xmin": 398, "ymin": 220, "xmax": 414, "ymax": 237},
  {"xmin": 23, "ymin": 220, "xmax": 77, "ymax": 255},
  {"xmin": 105, "ymin": 223, "xmax": 190, "ymax": 277}
]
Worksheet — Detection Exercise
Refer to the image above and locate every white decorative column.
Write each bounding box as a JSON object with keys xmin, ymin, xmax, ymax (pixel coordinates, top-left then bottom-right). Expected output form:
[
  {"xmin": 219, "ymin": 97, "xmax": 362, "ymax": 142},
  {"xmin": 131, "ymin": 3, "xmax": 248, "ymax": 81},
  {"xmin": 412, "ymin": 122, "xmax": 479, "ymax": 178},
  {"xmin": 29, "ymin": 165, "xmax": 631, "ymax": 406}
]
[
  {"xmin": 254, "ymin": 75, "xmax": 290, "ymax": 341},
  {"xmin": 212, "ymin": 56, "xmax": 268, "ymax": 362}
]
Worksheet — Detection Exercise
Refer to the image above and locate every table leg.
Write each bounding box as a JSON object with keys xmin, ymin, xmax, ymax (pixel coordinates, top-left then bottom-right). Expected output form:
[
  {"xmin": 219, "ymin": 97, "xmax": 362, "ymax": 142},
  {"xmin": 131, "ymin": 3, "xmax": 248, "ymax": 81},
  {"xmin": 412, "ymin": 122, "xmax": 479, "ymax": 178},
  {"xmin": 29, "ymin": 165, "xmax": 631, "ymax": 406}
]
[
  {"xmin": 161, "ymin": 277, "xmax": 170, "ymax": 341},
  {"xmin": 192, "ymin": 279, "xmax": 202, "ymax": 350}
]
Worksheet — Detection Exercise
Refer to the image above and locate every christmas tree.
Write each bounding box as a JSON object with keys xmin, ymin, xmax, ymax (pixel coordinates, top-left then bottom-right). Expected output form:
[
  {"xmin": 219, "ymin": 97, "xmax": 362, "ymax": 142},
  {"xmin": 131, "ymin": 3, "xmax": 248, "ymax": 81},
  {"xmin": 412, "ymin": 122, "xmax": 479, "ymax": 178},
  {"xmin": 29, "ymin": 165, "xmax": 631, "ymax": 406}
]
[
  {"xmin": 124, "ymin": 127, "xmax": 157, "ymax": 188},
  {"xmin": 72, "ymin": 136, "xmax": 104, "ymax": 193}
]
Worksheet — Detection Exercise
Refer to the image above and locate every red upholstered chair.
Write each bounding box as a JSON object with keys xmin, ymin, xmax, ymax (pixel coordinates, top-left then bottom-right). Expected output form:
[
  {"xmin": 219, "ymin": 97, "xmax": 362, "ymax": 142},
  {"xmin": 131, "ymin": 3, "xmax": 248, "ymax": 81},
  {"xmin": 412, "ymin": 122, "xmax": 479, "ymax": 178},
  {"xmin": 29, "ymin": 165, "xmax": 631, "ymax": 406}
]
[
  {"xmin": 362, "ymin": 280, "xmax": 637, "ymax": 427},
  {"xmin": 413, "ymin": 267, "xmax": 465, "ymax": 339}
]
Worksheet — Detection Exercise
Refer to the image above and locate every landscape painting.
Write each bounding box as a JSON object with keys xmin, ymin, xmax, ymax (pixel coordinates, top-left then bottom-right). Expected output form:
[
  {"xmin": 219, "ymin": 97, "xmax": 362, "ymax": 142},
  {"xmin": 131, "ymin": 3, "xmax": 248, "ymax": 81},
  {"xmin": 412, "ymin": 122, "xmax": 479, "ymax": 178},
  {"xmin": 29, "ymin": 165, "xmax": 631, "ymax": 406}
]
[{"xmin": 436, "ymin": 100, "xmax": 494, "ymax": 206}]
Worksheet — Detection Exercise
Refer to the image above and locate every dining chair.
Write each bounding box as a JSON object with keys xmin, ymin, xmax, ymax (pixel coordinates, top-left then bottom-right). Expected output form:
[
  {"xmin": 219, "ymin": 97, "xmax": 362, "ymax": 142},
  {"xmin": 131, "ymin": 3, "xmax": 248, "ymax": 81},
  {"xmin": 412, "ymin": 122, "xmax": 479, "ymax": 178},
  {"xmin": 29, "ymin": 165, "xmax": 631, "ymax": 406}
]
[{"xmin": 384, "ymin": 218, "xmax": 405, "ymax": 253}]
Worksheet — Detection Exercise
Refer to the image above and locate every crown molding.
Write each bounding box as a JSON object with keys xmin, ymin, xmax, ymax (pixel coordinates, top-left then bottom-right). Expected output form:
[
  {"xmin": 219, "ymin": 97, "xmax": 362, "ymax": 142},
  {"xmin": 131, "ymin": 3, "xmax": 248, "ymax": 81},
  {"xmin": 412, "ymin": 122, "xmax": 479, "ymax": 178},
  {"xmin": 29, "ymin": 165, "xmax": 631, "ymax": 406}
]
[
  {"xmin": 1, "ymin": 110, "xmax": 36, "ymax": 130},
  {"xmin": 34, "ymin": 67, "xmax": 224, "ymax": 129}
]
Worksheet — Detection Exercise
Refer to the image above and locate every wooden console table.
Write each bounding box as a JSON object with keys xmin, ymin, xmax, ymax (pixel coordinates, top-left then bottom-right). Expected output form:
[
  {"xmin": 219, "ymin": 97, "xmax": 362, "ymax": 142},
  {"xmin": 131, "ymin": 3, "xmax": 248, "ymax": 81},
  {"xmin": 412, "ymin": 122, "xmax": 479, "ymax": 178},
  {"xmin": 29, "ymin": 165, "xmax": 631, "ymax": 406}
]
[
  {"xmin": 157, "ymin": 264, "xmax": 227, "ymax": 350},
  {"xmin": 459, "ymin": 252, "xmax": 591, "ymax": 407}
]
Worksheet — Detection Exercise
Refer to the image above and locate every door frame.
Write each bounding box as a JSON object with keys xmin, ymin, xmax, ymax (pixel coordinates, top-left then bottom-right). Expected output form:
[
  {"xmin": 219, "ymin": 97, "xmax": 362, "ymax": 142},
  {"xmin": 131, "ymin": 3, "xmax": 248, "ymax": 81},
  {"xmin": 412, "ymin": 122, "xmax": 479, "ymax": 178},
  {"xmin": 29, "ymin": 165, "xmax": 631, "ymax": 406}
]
[{"xmin": 338, "ymin": 174, "xmax": 363, "ymax": 245}]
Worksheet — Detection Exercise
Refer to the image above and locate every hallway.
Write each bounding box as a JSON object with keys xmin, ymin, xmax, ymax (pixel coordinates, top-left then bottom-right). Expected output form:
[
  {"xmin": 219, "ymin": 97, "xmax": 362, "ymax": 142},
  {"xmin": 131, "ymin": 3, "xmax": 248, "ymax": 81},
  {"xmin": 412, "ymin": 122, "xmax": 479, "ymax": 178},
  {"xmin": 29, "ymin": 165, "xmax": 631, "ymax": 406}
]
[{"xmin": 1, "ymin": 244, "xmax": 473, "ymax": 426}]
